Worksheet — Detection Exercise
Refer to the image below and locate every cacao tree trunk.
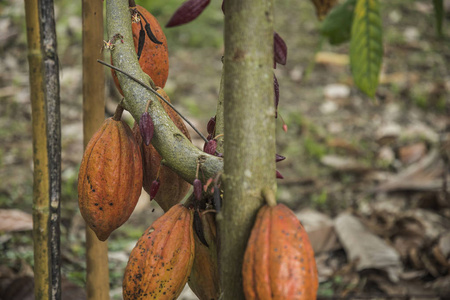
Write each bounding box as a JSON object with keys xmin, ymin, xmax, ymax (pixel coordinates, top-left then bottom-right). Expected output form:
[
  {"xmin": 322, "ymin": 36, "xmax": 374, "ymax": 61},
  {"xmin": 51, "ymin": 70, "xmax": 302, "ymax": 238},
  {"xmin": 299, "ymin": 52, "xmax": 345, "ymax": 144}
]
[
  {"xmin": 220, "ymin": 0, "xmax": 276, "ymax": 299},
  {"xmin": 82, "ymin": 0, "xmax": 110, "ymax": 299},
  {"xmin": 25, "ymin": 0, "xmax": 62, "ymax": 298}
]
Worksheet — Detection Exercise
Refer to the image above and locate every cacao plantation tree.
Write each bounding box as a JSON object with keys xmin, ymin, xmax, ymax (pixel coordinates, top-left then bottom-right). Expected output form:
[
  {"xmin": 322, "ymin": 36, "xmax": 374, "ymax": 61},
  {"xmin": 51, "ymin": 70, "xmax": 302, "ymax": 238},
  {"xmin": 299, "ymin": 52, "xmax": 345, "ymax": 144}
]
[{"xmin": 25, "ymin": 0, "xmax": 446, "ymax": 298}]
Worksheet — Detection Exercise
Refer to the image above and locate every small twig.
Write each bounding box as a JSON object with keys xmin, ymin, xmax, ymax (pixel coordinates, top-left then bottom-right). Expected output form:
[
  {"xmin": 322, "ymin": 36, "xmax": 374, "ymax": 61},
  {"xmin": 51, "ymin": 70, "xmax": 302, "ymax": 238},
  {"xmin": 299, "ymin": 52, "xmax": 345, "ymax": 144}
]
[
  {"xmin": 97, "ymin": 59, "xmax": 208, "ymax": 143},
  {"xmin": 113, "ymin": 104, "xmax": 125, "ymax": 121}
]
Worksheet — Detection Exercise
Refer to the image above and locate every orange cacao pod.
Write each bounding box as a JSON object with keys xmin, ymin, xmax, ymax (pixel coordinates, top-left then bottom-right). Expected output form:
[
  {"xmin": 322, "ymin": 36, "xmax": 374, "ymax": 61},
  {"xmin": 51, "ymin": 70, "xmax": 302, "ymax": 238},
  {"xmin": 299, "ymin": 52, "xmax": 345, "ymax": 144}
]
[
  {"xmin": 134, "ymin": 88, "xmax": 191, "ymax": 212},
  {"xmin": 188, "ymin": 211, "xmax": 220, "ymax": 300},
  {"xmin": 112, "ymin": 5, "xmax": 169, "ymax": 95},
  {"xmin": 78, "ymin": 117, "xmax": 143, "ymax": 241},
  {"xmin": 123, "ymin": 204, "xmax": 195, "ymax": 299},
  {"xmin": 242, "ymin": 204, "xmax": 318, "ymax": 300}
]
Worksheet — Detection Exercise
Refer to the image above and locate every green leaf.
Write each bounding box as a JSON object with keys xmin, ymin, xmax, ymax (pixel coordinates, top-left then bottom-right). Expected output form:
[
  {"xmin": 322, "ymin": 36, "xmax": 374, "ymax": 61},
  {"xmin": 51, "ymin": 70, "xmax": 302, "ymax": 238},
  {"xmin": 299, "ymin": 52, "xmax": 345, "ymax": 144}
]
[
  {"xmin": 433, "ymin": 0, "xmax": 444, "ymax": 37},
  {"xmin": 350, "ymin": 0, "xmax": 383, "ymax": 98},
  {"xmin": 321, "ymin": 0, "xmax": 357, "ymax": 45}
]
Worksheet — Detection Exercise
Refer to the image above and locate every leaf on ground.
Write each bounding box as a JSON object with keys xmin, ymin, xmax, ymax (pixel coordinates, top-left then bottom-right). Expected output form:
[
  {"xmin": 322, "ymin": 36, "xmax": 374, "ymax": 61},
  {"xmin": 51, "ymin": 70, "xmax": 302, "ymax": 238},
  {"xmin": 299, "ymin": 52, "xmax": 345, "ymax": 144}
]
[
  {"xmin": 349, "ymin": 0, "xmax": 383, "ymax": 98},
  {"xmin": 315, "ymin": 51, "xmax": 349, "ymax": 66},
  {"xmin": 321, "ymin": 155, "xmax": 371, "ymax": 173},
  {"xmin": 0, "ymin": 209, "xmax": 32, "ymax": 232},
  {"xmin": 321, "ymin": 0, "xmax": 357, "ymax": 45},
  {"xmin": 334, "ymin": 212, "xmax": 402, "ymax": 282},
  {"xmin": 376, "ymin": 149, "xmax": 449, "ymax": 192},
  {"xmin": 296, "ymin": 208, "xmax": 340, "ymax": 254}
]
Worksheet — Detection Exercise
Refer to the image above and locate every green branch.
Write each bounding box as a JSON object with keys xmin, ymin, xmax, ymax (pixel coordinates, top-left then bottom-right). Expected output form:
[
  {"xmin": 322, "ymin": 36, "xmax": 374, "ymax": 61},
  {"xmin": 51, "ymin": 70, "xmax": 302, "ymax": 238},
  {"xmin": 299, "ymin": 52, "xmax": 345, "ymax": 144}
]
[{"xmin": 106, "ymin": 0, "xmax": 222, "ymax": 184}]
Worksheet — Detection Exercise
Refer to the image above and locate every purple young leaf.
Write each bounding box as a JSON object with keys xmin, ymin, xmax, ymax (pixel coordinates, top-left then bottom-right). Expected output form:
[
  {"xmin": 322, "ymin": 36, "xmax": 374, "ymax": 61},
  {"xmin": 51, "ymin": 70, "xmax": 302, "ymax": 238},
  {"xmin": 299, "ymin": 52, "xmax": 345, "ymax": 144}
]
[
  {"xmin": 149, "ymin": 180, "xmax": 160, "ymax": 200},
  {"xmin": 139, "ymin": 112, "xmax": 154, "ymax": 146},
  {"xmin": 166, "ymin": 0, "xmax": 211, "ymax": 28},
  {"xmin": 193, "ymin": 179, "xmax": 202, "ymax": 200},
  {"xmin": 274, "ymin": 74, "xmax": 279, "ymax": 118},
  {"xmin": 203, "ymin": 139, "xmax": 217, "ymax": 155},
  {"xmin": 207, "ymin": 116, "xmax": 216, "ymax": 134},
  {"xmin": 274, "ymin": 32, "xmax": 287, "ymax": 66},
  {"xmin": 276, "ymin": 170, "xmax": 284, "ymax": 179},
  {"xmin": 276, "ymin": 154, "xmax": 286, "ymax": 162}
]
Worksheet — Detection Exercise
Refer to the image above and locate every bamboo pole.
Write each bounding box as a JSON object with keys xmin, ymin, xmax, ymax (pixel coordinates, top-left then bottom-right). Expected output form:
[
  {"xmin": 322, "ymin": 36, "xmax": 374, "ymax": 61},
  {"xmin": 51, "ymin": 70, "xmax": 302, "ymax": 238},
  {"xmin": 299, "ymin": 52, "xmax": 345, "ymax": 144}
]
[
  {"xmin": 40, "ymin": 0, "xmax": 62, "ymax": 298},
  {"xmin": 25, "ymin": 1, "xmax": 51, "ymax": 299},
  {"xmin": 82, "ymin": 0, "xmax": 110, "ymax": 299},
  {"xmin": 219, "ymin": 0, "xmax": 276, "ymax": 298}
]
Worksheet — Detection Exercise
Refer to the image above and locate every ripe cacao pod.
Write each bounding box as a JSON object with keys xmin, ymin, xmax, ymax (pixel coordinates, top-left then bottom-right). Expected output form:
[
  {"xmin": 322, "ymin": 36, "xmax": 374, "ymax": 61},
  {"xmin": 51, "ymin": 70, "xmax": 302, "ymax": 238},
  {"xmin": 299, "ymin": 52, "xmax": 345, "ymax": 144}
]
[
  {"xmin": 188, "ymin": 211, "xmax": 220, "ymax": 300},
  {"xmin": 134, "ymin": 88, "xmax": 191, "ymax": 212},
  {"xmin": 123, "ymin": 204, "xmax": 195, "ymax": 300},
  {"xmin": 78, "ymin": 117, "xmax": 143, "ymax": 241},
  {"xmin": 112, "ymin": 5, "xmax": 169, "ymax": 95},
  {"xmin": 242, "ymin": 204, "xmax": 318, "ymax": 300}
]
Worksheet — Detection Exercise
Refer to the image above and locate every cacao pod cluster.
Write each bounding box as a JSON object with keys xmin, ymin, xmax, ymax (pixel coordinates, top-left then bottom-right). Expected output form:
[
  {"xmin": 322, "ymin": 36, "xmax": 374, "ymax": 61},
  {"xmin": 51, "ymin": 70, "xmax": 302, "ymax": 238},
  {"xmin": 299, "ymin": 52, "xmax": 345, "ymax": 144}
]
[{"xmin": 78, "ymin": 4, "xmax": 318, "ymax": 299}]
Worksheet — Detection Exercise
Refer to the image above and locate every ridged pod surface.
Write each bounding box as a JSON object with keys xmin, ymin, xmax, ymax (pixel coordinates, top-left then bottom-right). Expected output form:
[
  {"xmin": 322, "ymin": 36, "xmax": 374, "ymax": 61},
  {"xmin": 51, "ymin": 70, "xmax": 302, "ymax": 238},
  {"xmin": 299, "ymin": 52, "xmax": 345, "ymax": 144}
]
[
  {"xmin": 134, "ymin": 88, "xmax": 191, "ymax": 212},
  {"xmin": 242, "ymin": 204, "xmax": 318, "ymax": 300},
  {"xmin": 123, "ymin": 204, "xmax": 195, "ymax": 299},
  {"xmin": 78, "ymin": 117, "xmax": 143, "ymax": 241},
  {"xmin": 112, "ymin": 4, "xmax": 169, "ymax": 95},
  {"xmin": 188, "ymin": 212, "xmax": 220, "ymax": 300}
]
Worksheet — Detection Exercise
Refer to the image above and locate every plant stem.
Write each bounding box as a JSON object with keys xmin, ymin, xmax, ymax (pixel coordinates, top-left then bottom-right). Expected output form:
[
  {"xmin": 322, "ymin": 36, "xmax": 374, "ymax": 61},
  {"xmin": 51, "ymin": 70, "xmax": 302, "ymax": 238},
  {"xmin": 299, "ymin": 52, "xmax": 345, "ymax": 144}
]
[
  {"xmin": 220, "ymin": 0, "xmax": 276, "ymax": 298},
  {"xmin": 97, "ymin": 59, "xmax": 208, "ymax": 143}
]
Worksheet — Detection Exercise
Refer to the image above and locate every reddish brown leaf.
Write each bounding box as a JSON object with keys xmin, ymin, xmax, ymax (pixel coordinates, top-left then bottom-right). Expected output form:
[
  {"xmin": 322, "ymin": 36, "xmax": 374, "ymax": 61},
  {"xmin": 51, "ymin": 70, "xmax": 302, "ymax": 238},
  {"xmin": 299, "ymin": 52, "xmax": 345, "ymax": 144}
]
[
  {"xmin": 139, "ymin": 112, "xmax": 154, "ymax": 146},
  {"xmin": 274, "ymin": 74, "xmax": 279, "ymax": 118},
  {"xmin": 274, "ymin": 32, "xmax": 287, "ymax": 65},
  {"xmin": 203, "ymin": 139, "xmax": 217, "ymax": 155},
  {"xmin": 193, "ymin": 179, "xmax": 202, "ymax": 200},
  {"xmin": 166, "ymin": 0, "xmax": 211, "ymax": 27},
  {"xmin": 149, "ymin": 179, "xmax": 160, "ymax": 200}
]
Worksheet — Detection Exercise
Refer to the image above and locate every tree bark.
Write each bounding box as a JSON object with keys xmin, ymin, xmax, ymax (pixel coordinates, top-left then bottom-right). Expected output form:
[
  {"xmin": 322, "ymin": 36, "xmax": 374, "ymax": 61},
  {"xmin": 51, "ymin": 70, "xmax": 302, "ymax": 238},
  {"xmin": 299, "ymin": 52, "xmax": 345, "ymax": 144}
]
[
  {"xmin": 219, "ymin": 0, "xmax": 276, "ymax": 299},
  {"xmin": 82, "ymin": 0, "xmax": 110, "ymax": 299}
]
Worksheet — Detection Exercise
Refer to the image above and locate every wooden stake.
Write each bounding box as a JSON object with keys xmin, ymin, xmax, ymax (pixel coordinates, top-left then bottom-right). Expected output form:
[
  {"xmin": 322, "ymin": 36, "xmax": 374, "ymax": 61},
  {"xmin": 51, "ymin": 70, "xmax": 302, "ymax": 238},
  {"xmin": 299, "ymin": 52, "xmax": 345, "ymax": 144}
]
[
  {"xmin": 82, "ymin": 0, "xmax": 110, "ymax": 299},
  {"xmin": 25, "ymin": 1, "xmax": 51, "ymax": 298}
]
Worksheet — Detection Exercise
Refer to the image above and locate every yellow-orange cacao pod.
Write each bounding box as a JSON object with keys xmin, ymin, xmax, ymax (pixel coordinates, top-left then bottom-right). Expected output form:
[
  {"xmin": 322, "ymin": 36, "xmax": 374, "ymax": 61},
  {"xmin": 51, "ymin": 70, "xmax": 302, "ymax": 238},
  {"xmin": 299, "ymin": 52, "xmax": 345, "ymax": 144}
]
[
  {"xmin": 123, "ymin": 204, "xmax": 195, "ymax": 299},
  {"xmin": 188, "ymin": 211, "xmax": 220, "ymax": 300},
  {"xmin": 112, "ymin": 5, "xmax": 169, "ymax": 95},
  {"xmin": 242, "ymin": 204, "xmax": 318, "ymax": 300},
  {"xmin": 134, "ymin": 88, "xmax": 191, "ymax": 212},
  {"xmin": 78, "ymin": 117, "xmax": 143, "ymax": 241}
]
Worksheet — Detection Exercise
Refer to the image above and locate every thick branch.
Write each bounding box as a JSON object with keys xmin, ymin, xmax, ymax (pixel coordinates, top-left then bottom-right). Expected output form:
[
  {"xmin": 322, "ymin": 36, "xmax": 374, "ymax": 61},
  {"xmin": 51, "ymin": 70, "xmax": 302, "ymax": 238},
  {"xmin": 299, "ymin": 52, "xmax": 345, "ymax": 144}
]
[
  {"xmin": 220, "ymin": 0, "xmax": 276, "ymax": 299},
  {"xmin": 106, "ymin": 0, "xmax": 222, "ymax": 183}
]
